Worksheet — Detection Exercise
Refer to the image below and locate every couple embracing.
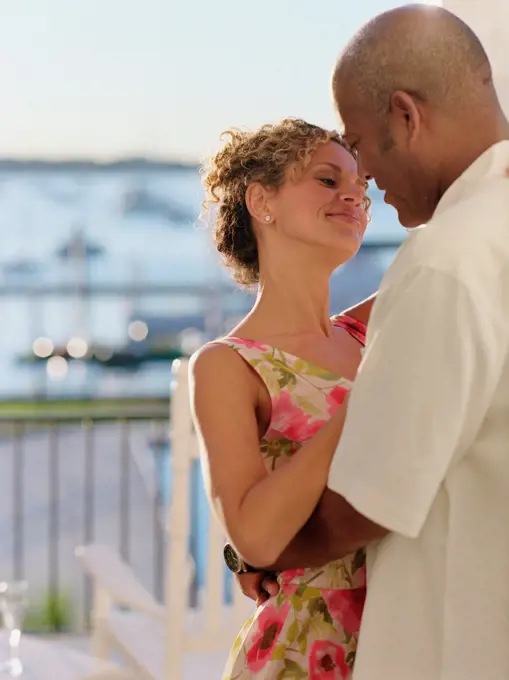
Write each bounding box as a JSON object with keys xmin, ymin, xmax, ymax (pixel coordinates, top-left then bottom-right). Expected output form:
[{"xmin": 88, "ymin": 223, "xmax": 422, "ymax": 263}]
[{"xmin": 190, "ymin": 5, "xmax": 509, "ymax": 679}]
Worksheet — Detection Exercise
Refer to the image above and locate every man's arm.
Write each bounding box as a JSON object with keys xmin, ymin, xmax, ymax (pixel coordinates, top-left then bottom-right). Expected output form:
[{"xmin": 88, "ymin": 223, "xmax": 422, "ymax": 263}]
[
  {"xmin": 263, "ymin": 488, "xmax": 388, "ymax": 572},
  {"xmin": 236, "ymin": 488, "xmax": 386, "ymax": 598},
  {"xmin": 262, "ymin": 264, "xmax": 506, "ymax": 571}
]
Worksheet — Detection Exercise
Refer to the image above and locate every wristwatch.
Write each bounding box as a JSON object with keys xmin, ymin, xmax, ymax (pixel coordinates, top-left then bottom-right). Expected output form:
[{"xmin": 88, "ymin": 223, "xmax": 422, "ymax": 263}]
[{"xmin": 223, "ymin": 543, "xmax": 256, "ymax": 574}]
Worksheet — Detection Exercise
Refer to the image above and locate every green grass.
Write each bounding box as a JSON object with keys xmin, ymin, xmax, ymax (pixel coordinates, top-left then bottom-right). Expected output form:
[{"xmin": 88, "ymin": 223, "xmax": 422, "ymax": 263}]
[
  {"xmin": 24, "ymin": 589, "xmax": 73, "ymax": 633},
  {"xmin": 0, "ymin": 396, "xmax": 169, "ymax": 422}
]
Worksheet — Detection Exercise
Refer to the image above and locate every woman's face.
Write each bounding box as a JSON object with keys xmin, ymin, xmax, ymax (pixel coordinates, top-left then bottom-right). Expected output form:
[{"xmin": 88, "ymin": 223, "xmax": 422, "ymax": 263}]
[{"xmin": 267, "ymin": 141, "xmax": 369, "ymax": 265}]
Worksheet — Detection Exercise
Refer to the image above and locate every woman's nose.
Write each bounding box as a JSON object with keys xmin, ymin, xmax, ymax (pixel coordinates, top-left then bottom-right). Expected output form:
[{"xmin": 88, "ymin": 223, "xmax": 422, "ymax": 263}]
[{"xmin": 340, "ymin": 183, "xmax": 364, "ymax": 206}]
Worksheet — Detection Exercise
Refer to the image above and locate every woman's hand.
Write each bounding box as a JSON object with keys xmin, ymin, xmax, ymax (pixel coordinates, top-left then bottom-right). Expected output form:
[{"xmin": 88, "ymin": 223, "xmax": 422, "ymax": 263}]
[{"xmin": 236, "ymin": 571, "xmax": 280, "ymax": 606}]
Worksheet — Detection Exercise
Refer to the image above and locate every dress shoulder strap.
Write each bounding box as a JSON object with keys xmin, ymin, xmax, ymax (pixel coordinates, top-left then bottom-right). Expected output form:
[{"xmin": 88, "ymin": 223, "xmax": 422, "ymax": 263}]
[
  {"xmin": 212, "ymin": 336, "xmax": 282, "ymax": 397},
  {"xmin": 331, "ymin": 314, "xmax": 367, "ymax": 347}
]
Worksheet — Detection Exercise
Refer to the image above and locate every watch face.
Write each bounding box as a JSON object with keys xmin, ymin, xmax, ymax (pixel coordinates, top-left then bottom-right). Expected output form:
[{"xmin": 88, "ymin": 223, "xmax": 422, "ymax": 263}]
[{"xmin": 224, "ymin": 544, "xmax": 241, "ymax": 573}]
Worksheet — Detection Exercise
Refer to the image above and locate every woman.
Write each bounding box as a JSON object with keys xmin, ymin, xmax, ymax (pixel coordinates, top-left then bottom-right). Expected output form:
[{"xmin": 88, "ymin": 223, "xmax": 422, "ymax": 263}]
[{"xmin": 190, "ymin": 118, "xmax": 373, "ymax": 679}]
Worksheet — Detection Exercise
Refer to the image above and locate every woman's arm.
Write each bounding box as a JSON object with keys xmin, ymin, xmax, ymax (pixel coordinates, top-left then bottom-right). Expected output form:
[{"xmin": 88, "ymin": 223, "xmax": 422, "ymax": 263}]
[
  {"xmin": 189, "ymin": 343, "xmax": 348, "ymax": 568},
  {"xmin": 264, "ymin": 487, "xmax": 387, "ymax": 571},
  {"xmin": 340, "ymin": 292, "xmax": 377, "ymax": 325}
]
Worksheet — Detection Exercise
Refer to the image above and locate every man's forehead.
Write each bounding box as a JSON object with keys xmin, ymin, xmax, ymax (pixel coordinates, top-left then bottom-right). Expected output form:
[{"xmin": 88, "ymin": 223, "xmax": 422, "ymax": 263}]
[
  {"xmin": 334, "ymin": 88, "xmax": 364, "ymax": 127},
  {"xmin": 333, "ymin": 68, "xmax": 359, "ymax": 103},
  {"xmin": 333, "ymin": 71, "xmax": 372, "ymax": 138},
  {"xmin": 337, "ymin": 108, "xmax": 364, "ymax": 139}
]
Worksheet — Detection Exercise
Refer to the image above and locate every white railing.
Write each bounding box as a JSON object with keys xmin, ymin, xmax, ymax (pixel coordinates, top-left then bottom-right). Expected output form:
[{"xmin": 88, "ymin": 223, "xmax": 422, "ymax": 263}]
[{"xmin": 76, "ymin": 358, "xmax": 253, "ymax": 679}]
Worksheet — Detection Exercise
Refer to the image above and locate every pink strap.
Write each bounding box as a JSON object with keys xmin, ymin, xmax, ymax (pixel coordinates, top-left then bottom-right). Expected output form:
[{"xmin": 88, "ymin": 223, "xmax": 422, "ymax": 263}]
[{"xmin": 332, "ymin": 314, "xmax": 367, "ymax": 347}]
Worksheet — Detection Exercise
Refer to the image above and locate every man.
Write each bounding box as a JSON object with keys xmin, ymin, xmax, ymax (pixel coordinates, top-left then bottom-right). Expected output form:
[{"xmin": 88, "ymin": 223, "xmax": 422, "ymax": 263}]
[{"xmin": 235, "ymin": 4, "xmax": 509, "ymax": 678}]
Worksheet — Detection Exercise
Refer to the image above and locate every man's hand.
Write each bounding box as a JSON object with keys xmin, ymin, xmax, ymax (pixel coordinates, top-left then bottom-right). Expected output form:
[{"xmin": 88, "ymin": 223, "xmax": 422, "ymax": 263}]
[{"xmin": 236, "ymin": 571, "xmax": 279, "ymax": 607}]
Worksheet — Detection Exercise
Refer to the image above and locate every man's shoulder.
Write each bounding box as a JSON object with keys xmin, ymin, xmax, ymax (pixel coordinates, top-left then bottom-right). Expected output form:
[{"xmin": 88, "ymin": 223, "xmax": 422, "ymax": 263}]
[
  {"xmin": 432, "ymin": 173, "xmax": 509, "ymax": 232},
  {"xmin": 390, "ymin": 179, "xmax": 509, "ymax": 289},
  {"xmin": 373, "ymin": 185, "xmax": 509, "ymax": 326},
  {"xmin": 431, "ymin": 175, "xmax": 509, "ymax": 243}
]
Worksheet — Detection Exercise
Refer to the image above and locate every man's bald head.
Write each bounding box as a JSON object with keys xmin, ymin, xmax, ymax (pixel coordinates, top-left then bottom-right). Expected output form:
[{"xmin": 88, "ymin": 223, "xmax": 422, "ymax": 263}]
[
  {"xmin": 331, "ymin": 4, "xmax": 509, "ymax": 230},
  {"xmin": 333, "ymin": 4, "xmax": 492, "ymax": 117}
]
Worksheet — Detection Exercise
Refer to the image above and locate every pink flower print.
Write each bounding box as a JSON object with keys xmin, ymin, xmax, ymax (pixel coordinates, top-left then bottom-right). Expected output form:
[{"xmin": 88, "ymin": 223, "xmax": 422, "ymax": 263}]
[
  {"xmin": 270, "ymin": 392, "xmax": 326, "ymax": 443},
  {"xmin": 325, "ymin": 385, "xmax": 349, "ymax": 415},
  {"xmin": 324, "ymin": 588, "xmax": 366, "ymax": 635},
  {"xmin": 295, "ymin": 417, "xmax": 327, "ymax": 441},
  {"xmin": 279, "ymin": 568, "xmax": 306, "ymax": 596},
  {"xmin": 280, "ymin": 568, "xmax": 306, "ymax": 583},
  {"xmin": 280, "ymin": 583, "xmax": 299, "ymax": 598},
  {"xmin": 245, "ymin": 602, "xmax": 290, "ymax": 672},
  {"xmin": 309, "ymin": 640, "xmax": 350, "ymax": 679},
  {"xmin": 232, "ymin": 338, "xmax": 268, "ymax": 351}
]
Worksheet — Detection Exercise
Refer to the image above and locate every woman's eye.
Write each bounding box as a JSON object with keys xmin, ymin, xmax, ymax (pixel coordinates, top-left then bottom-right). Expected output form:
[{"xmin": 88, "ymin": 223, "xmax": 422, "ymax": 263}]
[{"xmin": 319, "ymin": 178, "xmax": 337, "ymax": 187}]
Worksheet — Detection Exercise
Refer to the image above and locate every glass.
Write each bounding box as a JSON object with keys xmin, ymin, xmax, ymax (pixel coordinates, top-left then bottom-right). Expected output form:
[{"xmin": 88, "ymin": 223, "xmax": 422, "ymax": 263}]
[{"xmin": 0, "ymin": 581, "xmax": 28, "ymax": 677}]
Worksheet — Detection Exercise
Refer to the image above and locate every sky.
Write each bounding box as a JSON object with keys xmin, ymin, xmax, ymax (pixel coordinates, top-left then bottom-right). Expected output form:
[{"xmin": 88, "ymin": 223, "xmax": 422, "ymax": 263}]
[{"xmin": 0, "ymin": 0, "xmax": 440, "ymax": 161}]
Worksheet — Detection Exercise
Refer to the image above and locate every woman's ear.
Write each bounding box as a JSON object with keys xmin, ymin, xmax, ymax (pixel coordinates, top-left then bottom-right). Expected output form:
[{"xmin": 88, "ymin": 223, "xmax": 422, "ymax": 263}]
[{"xmin": 246, "ymin": 183, "xmax": 273, "ymax": 224}]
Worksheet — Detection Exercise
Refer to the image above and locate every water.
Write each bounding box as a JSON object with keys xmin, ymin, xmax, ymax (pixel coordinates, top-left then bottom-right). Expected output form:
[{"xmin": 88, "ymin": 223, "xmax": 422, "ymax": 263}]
[{"xmin": 0, "ymin": 165, "xmax": 404, "ymax": 399}]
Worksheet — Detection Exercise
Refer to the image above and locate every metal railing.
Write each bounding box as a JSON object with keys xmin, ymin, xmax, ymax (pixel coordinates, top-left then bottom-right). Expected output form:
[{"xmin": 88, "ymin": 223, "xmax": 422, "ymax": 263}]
[{"xmin": 0, "ymin": 399, "xmax": 169, "ymax": 631}]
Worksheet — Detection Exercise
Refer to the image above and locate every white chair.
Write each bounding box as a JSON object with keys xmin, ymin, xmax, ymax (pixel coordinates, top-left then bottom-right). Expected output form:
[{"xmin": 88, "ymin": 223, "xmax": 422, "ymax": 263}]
[
  {"xmin": 76, "ymin": 358, "xmax": 253, "ymax": 680},
  {"xmin": 0, "ymin": 630, "xmax": 138, "ymax": 680}
]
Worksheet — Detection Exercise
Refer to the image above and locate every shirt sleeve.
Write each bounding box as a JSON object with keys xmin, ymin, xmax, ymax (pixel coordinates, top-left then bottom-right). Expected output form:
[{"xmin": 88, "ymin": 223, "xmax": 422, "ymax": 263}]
[{"xmin": 328, "ymin": 265, "xmax": 506, "ymax": 538}]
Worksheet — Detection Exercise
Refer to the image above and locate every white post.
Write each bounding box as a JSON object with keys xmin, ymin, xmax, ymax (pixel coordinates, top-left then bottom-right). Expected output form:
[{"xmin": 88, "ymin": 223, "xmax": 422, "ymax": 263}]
[
  {"xmin": 90, "ymin": 584, "xmax": 112, "ymax": 660},
  {"xmin": 441, "ymin": 0, "xmax": 509, "ymax": 115},
  {"xmin": 204, "ymin": 514, "xmax": 224, "ymax": 639},
  {"xmin": 165, "ymin": 359, "xmax": 193, "ymax": 679}
]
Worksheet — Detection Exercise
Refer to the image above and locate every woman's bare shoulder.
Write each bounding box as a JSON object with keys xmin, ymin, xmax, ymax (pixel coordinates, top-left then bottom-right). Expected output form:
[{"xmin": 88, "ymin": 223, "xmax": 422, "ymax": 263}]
[{"xmin": 189, "ymin": 341, "xmax": 258, "ymax": 396}]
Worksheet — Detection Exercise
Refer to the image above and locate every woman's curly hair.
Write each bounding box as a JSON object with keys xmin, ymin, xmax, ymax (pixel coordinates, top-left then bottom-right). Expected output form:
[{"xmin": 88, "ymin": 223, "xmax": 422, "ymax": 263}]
[{"xmin": 201, "ymin": 118, "xmax": 369, "ymax": 287}]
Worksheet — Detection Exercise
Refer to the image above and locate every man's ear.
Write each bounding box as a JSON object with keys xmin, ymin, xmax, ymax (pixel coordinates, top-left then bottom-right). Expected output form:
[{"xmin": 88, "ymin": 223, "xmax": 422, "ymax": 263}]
[{"xmin": 389, "ymin": 90, "xmax": 422, "ymax": 145}]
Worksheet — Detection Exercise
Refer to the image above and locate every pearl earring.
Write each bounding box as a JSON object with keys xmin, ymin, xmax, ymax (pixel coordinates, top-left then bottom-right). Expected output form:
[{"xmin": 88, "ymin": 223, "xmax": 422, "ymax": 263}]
[{"xmin": 265, "ymin": 215, "xmax": 271, "ymax": 222}]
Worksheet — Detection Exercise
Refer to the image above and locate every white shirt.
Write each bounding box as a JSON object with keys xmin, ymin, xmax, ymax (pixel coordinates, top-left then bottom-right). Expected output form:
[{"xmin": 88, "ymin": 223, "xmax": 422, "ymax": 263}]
[{"xmin": 328, "ymin": 141, "xmax": 509, "ymax": 680}]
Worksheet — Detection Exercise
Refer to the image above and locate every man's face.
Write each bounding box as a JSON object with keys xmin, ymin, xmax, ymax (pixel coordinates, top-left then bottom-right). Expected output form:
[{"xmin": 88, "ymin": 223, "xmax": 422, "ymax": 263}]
[{"xmin": 335, "ymin": 84, "xmax": 440, "ymax": 229}]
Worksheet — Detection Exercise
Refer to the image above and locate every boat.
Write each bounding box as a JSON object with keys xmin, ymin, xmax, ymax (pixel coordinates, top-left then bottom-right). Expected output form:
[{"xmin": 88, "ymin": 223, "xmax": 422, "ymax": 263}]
[
  {"xmin": 55, "ymin": 227, "xmax": 105, "ymax": 260},
  {"xmin": 121, "ymin": 186, "xmax": 194, "ymax": 224}
]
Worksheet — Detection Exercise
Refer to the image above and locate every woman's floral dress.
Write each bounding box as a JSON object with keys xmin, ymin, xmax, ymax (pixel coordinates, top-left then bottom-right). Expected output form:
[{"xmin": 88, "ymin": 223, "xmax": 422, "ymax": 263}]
[{"xmin": 217, "ymin": 314, "xmax": 367, "ymax": 680}]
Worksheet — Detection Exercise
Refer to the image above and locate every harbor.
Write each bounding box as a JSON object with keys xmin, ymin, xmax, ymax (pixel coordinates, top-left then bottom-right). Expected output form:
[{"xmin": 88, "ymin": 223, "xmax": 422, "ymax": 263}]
[{"xmin": 0, "ymin": 160, "xmax": 403, "ymax": 401}]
